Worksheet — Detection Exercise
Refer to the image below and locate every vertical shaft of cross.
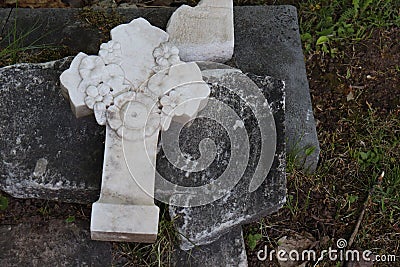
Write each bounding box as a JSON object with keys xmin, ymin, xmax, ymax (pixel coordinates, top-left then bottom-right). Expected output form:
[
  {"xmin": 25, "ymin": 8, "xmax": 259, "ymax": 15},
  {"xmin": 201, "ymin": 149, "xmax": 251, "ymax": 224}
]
[{"xmin": 91, "ymin": 126, "xmax": 160, "ymax": 242}]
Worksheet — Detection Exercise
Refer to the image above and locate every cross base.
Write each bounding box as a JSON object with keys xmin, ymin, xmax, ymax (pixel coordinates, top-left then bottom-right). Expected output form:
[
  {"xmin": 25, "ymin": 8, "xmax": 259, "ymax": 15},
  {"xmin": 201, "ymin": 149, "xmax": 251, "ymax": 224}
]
[{"xmin": 91, "ymin": 202, "xmax": 159, "ymax": 243}]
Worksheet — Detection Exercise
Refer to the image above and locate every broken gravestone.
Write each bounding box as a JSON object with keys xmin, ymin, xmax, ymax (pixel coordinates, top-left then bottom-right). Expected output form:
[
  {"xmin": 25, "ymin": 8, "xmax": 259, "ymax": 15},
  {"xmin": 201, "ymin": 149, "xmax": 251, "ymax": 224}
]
[
  {"xmin": 58, "ymin": 9, "xmax": 283, "ymax": 248},
  {"xmin": 0, "ymin": 57, "xmax": 284, "ymax": 265},
  {"xmin": 60, "ymin": 18, "xmax": 210, "ymax": 242},
  {"xmin": 162, "ymin": 62, "xmax": 285, "ymax": 250},
  {"xmin": 166, "ymin": 0, "xmax": 234, "ymax": 62}
]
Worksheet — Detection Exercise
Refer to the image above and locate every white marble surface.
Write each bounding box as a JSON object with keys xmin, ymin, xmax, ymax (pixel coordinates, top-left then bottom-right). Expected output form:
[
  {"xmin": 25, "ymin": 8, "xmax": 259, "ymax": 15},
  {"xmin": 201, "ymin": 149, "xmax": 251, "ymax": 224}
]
[
  {"xmin": 91, "ymin": 202, "xmax": 159, "ymax": 242},
  {"xmin": 166, "ymin": 0, "xmax": 234, "ymax": 62},
  {"xmin": 60, "ymin": 18, "xmax": 210, "ymax": 243}
]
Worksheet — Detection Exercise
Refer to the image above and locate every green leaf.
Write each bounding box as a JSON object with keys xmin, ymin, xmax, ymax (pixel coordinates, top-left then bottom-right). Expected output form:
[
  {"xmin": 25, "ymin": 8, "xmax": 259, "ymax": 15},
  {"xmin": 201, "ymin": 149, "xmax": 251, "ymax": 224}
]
[
  {"xmin": 0, "ymin": 196, "xmax": 8, "ymax": 211},
  {"xmin": 347, "ymin": 195, "xmax": 358, "ymax": 204},
  {"xmin": 247, "ymin": 233, "xmax": 263, "ymax": 250},
  {"xmin": 360, "ymin": 152, "xmax": 368, "ymax": 160},
  {"xmin": 317, "ymin": 27, "xmax": 334, "ymax": 36},
  {"xmin": 65, "ymin": 215, "xmax": 76, "ymax": 223},
  {"xmin": 305, "ymin": 146, "xmax": 316, "ymax": 156},
  {"xmin": 301, "ymin": 33, "xmax": 312, "ymax": 42},
  {"xmin": 353, "ymin": 0, "xmax": 360, "ymax": 11},
  {"xmin": 316, "ymin": 36, "xmax": 329, "ymax": 45}
]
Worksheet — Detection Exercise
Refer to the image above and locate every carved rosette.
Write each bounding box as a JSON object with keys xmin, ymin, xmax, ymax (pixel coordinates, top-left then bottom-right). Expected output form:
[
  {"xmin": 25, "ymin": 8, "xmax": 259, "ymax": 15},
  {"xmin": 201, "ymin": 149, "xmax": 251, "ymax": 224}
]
[
  {"xmin": 107, "ymin": 92, "xmax": 160, "ymax": 141},
  {"xmin": 153, "ymin": 42, "xmax": 181, "ymax": 72}
]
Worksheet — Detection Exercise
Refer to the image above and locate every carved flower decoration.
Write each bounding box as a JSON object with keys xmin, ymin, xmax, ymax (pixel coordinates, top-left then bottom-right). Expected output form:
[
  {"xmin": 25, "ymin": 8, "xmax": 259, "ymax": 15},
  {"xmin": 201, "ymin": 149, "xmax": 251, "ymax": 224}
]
[
  {"xmin": 153, "ymin": 42, "xmax": 181, "ymax": 72},
  {"xmin": 61, "ymin": 19, "xmax": 211, "ymax": 142},
  {"xmin": 159, "ymin": 90, "xmax": 183, "ymax": 130},
  {"xmin": 107, "ymin": 92, "xmax": 161, "ymax": 141},
  {"xmin": 85, "ymin": 84, "xmax": 114, "ymax": 125},
  {"xmin": 79, "ymin": 56, "xmax": 105, "ymax": 83},
  {"xmin": 99, "ymin": 40, "xmax": 122, "ymax": 65},
  {"xmin": 102, "ymin": 64, "xmax": 126, "ymax": 95},
  {"xmin": 159, "ymin": 87, "xmax": 206, "ymax": 131},
  {"xmin": 146, "ymin": 62, "xmax": 211, "ymax": 131}
]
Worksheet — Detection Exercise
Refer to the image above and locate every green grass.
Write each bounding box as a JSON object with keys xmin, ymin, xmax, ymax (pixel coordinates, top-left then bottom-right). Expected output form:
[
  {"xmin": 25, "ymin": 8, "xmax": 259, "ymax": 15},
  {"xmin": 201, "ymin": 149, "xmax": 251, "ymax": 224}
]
[
  {"xmin": 0, "ymin": 7, "xmax": 64, "ymax": 66},
  {"xmin": 299, "ymin": 0, "xmax": 400, "ymax": 55},
  {"xmin": 113, "ymin": 206, "xmax": 177, "ymax": 266},
  {"xmin": 0, "ymin": 194, "xmax": 8, "ymax": 211}
]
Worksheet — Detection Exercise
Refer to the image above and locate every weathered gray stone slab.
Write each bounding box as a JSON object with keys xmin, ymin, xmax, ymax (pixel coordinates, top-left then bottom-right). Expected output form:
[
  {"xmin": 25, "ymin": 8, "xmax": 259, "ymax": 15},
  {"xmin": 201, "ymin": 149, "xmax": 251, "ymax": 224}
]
[
  {"xmin": 0, "ymin": 59, "xmax": 104, "ymax": 204},
  {"xmin": 0, "ymin": 6, "xmax": 319, "ymax": 172},
  {"xmin": 0, "ymin": 219, "xmax": 112, "ymax": 266},
  {"xmin": 234, "ymin": 6, "xmax": 320, "ymax": 172},
  {"xmin": 173, "ymin": 226, "xmax": 248, "ymax": 267}
]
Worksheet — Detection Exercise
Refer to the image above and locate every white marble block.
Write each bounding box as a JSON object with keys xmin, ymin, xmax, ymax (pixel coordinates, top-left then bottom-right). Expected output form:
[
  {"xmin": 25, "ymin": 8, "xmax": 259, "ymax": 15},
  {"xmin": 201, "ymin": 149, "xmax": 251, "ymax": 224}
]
[
  {"xmin": 60, "ymin": 18, "xmax": 210, "ymax": 243},
  {"xmin": 166, "ymin": 0, "xmax": 234, "ymax": 63}
]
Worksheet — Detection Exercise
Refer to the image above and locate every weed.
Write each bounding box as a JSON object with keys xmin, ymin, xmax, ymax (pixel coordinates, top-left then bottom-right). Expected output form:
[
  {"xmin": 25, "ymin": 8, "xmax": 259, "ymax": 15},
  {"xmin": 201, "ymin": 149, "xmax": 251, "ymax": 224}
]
[
  {"xmin": 0, "ymin": 195, "xmax": 8, "ymax": 211},
  {"xmin": 65, "ymin": 215, "xmax": 76, "ymax": 223},
  {"xmin": 0, "ymin": 4, "xmax": 57, "ymax": 65},
  {"xmin": 113, "ymin": 205, "xmax": 177, "ymax": 266},
  {"xmin": 247, "ymin": 233, "xmax": 263, "ymax": 250},
  {"xmin": 299, "ymin": 0, "xmax": 400, "ymax": 56},
  {"xmin": 37, "ymin": 206, "xmax": 49, "ymax": 216},
  {"xmin": 285, "ymin": 193, "xmax": 299, "ymax": 217}
]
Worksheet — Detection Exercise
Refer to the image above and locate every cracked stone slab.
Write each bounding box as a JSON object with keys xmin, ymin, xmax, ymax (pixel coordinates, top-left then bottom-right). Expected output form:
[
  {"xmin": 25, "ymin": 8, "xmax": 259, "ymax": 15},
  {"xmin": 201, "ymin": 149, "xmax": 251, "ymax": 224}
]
[
  {"xmin": 234, "ymin": 5, "xmax": 320, "ymax": 172},
  {"xmin": 0, "ymin": 219, "xmax": 111, "ymax": 266},
  {"xmin": 0, "ymin": 6, "xmax": 316, "ymax": 206},
  {"xmin": 0, "ymin": 60, "xmax": 284, "ymax": 267},
  {"xmin": 0, "ymin": 58, "xmax": 104, "ymax": 204},
  {"xmin": 160, "ymin": 63, "xmax": 286, "ymax": 250}
]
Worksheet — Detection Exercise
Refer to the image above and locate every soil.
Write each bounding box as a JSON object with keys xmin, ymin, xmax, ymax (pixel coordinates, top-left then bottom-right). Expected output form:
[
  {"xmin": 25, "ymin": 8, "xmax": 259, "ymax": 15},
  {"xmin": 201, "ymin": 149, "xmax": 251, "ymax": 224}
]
[{"xmin": 0, "ymin": 1, "xmax": 399, "ymax": 266}]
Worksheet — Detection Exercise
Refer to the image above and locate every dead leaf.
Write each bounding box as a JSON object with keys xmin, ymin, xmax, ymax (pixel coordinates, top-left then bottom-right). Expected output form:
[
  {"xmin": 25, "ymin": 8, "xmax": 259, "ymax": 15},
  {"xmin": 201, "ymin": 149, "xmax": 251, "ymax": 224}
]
[
  {"xmin": 347, "ymin": 91, "xmax": 355, "ymax": 101},
  {"xmin": 277, "ymin": 233, "xmax": 315, "ymax": 267}
]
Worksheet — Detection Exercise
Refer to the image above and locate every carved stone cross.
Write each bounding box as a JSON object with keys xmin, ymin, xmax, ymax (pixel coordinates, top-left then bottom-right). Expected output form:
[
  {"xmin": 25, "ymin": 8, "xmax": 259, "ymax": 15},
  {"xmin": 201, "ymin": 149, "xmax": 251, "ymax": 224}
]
[{"xmin": 60, "ymin": 18, "xmax": 210, "ymax": 242}]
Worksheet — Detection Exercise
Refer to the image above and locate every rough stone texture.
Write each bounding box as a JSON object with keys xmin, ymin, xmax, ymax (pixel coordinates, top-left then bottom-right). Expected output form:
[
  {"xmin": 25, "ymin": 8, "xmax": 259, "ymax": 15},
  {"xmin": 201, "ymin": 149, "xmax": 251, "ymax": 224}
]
[
  {"xmin": 162, "ymin": 65, "xmax": 286, "ymax": 250},
  {"xmin": 173, "ymin": 226, "xmax": 248, "ymax": 267},
  {"xmin": 166, "ymin": 0, "xmax": 234, "ymax": 62},
  {"xmin": 0, "ymin": 6, "xmax": 319, "ymax": 172},
  {"xmin": 0, "ymin": 219, "xmax": 112, "ymax": 266},
  {"xmin": 0, "ymin": 59, "xmax": 104, "ymax": 204},
  {"xmin": 234, "ymin": 6, "xmax": 320, "ymax": 172}
]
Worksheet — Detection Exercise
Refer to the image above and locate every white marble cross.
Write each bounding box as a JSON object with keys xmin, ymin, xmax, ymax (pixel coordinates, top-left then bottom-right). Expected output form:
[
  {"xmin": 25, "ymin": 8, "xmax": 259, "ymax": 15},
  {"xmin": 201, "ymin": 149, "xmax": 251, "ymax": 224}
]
[{"xmin": 60, "ymin": 18, "xmax": 210, "ymax": 242}]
